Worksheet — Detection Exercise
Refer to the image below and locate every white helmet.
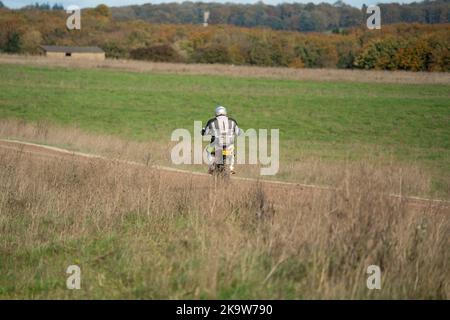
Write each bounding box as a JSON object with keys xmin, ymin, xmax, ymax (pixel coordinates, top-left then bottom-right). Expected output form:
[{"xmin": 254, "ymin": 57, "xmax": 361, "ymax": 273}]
[{"xmin": 215, "ymin": 105, "xmax": 227, "ymax": 116}]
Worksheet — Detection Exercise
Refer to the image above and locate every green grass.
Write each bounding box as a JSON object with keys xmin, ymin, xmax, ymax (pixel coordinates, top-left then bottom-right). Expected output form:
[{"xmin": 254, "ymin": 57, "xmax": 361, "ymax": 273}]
[
  {"xmin": 0, "ymin": 63, "xmax": 449, "ymax": 172},
  {"xmin": 1, "ymin": 64, "xmax": 449, "ymax": 299}
]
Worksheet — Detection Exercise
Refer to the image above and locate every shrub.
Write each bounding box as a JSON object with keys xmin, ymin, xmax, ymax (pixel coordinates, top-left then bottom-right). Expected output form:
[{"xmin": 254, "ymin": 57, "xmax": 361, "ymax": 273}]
[
  {"xmin": 191, "ymin": 43, "xmax": 231, "ymax": 64},
  {"xmin": 102, "ymin": 42, "xmax": 128, "ymax": 59},
  {"xmin": 295, "ymin": 38, "xmax": 338, "ymax": 68},
  {"xmin": 355, "ymin": 37, "xmax": 403, "ymax": 70},
  {"xmin": 4, "ymin": 32, "xmax": 22, "ymax": 53},
  {"xmin": 130, "ymin": 44, "xmax": 183, "ymax": 62}
]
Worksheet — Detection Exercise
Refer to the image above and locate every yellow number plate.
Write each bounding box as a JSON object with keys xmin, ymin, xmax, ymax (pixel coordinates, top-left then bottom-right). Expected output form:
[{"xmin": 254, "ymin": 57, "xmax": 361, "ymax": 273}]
[{"xmin": 222, "ymin": 150, "xmax": 231, "ymax": 156}]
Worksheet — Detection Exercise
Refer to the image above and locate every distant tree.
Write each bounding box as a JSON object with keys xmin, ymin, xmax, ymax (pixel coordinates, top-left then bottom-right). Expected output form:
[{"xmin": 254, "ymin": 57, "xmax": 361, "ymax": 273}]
[
  {"xmin": 192, "ymin": 43, "xmax": 231, "ymax": 64},
  {"xmin": 336, "ymin": 39, "xmax": 359, "ymax": 68},
  {"xmin": 295, "ymin": 38, "xmax": 338, "ymax": 68},
  {"xmin": 94, "ymin": 4, "xmax": 112, "ymax": 18},
  {"xmin": 33, "ymin": 2, "xmax": 51, "ymax": 10},
  {"xmin": 51, "ymin": 3, "xmax": 64, "ymax": 10},
  {"xmin": 248, "ymin": 40, "xmax": 273, "ymax": 66},
  {"xmin": 333, "ymin": 1, "xmax": 346, "ymax": 7},
  {"xmin": 288, "ymin": 57, "xmax": 305, "ymax": 69},
  {"xmin": 427, "ymin": 33, "xmax": 450, "ymax": 71},
  {"xmin": 1, "ymin": 5, "xmax": 449, "ymax": 71},
  {"xmin": 0, "ymin": 1, "xmax": 5, "ymax": 8},
  {"xmin": 298, "ymin": 11, "xmax": 315, "ymax": 31},
  {"xmin": 4, "ymin": 32, "xmax": 22, "ymax": 53},
  {"xmin": 396, "ymin": 39, "xmax": 432, "ymax": 71},
  {"xmin": 21, "ymin": 30, "xmax": 42, "ymax": 54},
  {"xmin": 110, "ymin": 1, "xmax": 450, "ymax": 32},
  {"xmin": 130, "ymin": 45, "xmax": 183, "ymax": 63},
  {"xmin": 102, "ymin": 42, "xmax": 127, "ymax": 59},
  {"xmin": 355, "ymin": 38, "xmax": 403, "ymax": 70}
]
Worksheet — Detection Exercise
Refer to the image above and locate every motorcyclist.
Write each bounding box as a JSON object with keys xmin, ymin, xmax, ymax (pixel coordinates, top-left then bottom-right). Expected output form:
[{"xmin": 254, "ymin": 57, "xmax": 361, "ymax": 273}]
[{"xmin": 201, "ymin": 105, "xmax": 241, "ymax": 174}]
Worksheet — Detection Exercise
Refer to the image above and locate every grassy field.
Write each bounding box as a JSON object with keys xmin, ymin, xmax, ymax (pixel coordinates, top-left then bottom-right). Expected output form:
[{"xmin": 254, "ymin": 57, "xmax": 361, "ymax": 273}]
[
  {"xmin": 0, "ymin": 143, "xmax": 448, "ymax": 299},
  {"xmin": 2, "ymin": 54, "xmax": 449, "ymax": 85},
  {"xmin": 0, "ymin": 63, "xmax": 449, "ymax": 194},
  {"xmin": 0, "ymin": 62, "xmax": 449, "ymax": 299}
]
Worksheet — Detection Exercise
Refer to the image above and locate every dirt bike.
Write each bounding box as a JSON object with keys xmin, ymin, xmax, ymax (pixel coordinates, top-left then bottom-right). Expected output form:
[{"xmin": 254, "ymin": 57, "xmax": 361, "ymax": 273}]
[{"xmin": 210, "ymin": 144, "xmax": 234, "ymax": 179}]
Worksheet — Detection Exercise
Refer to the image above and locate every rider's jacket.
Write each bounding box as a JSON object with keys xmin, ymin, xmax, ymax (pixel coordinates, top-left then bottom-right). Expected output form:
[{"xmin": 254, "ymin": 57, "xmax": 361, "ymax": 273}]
[{"xmin": 202, "ymin": 115, "xmax": 240, "ymax": 145}]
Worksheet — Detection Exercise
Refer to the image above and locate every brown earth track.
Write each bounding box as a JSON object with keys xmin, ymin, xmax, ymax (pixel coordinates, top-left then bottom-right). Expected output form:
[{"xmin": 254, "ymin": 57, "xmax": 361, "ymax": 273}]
[
  {"xmin": 0, "ymin": 139, "xmax": 448, "ymax": 212},
  {"xmin": 0, "ymin": 139, "xmax": 325, "ymax": 210}
]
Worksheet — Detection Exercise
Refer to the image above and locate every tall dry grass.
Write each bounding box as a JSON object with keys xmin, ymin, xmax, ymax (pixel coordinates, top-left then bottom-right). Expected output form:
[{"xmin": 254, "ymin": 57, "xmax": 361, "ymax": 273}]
[
  {"xmin": 0, "ymin": 118, "xmax": 170, "ymax": 165},
  {"xmin": 1, "ymin": 118, "xmax": 446, "ymax": 200},
  {"xmin": 0, "ymin": 131, "xmax": 448, "ymax": 299}
]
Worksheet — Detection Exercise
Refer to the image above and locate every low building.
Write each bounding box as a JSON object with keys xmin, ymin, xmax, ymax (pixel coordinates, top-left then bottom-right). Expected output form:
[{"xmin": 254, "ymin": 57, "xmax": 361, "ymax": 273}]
[{"xmin": 40, "ymin": 45, "xmax": 105, "ymax": 61}]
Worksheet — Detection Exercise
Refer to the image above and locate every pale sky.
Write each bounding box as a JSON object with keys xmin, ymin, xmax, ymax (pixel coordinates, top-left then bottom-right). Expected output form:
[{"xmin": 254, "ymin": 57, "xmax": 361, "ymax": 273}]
[{"xmin": 2, "ymin": 0, "xmax": 421, "ymax": 10}]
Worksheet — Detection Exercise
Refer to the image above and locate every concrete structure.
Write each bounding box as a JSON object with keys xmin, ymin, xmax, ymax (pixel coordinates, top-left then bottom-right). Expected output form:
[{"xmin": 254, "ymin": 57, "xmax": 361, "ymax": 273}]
[
  {"xmin": 40, "ymin": 45, "xmax": 105, "ymax": 61},
  {"xmin": 203, "ymin": 11, "xmax": 210, "ymax": 27}
]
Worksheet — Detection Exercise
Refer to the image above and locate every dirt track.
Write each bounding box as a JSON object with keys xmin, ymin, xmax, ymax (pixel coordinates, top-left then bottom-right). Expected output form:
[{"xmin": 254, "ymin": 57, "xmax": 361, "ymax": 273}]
[{"xmin": 0, "ymin": 138, "xmax": 448, "ymax": 210}]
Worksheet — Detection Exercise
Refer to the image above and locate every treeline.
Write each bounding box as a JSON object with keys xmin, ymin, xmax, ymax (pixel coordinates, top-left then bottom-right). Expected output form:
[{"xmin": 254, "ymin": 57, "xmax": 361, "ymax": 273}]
[
  {"xmin": 0, "ymin": 6, "xmax": 449, "ymax": 71},
  {"xmin": 0, "ymin": 2, "xmax": 64, "ymax": 10},
  {"xmin": 22, "ymin": 3, "xmax": 64, "ymax": 11},
  {"xmin": 112, "ymin": 0, "xmax": 450, "ymax": 32},
  {"xmin": 6, "ymin": 1, "xmax": 450, "ymax": 32}
]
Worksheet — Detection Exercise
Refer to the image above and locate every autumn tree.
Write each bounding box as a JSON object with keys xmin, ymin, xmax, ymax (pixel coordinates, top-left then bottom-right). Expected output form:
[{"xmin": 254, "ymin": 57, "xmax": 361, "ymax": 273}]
[
  {"xmin": 1, "ymin": 8, "xmax": 449, "ymax": 71},
  {"xmin": 191, "ymin": 43, "xmax": 230, "ymax": 63},
  {"xmin": 94, "ymin": 4, "xmax": 112, "ymax": 18},
  {"xmin": 130, "ymin": 44, "xmax": 182, "ymax": 62},
  {"xmin": 21, "ymin": 29, "xmax": 43, "ymax": 53},
  {"xmin": 4, "ymin": 32, "xmax": 21, "ymax": 53}
]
